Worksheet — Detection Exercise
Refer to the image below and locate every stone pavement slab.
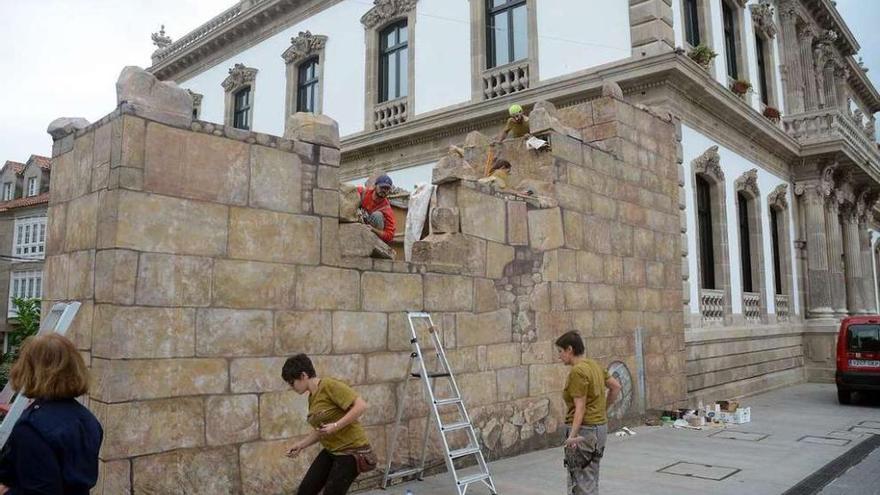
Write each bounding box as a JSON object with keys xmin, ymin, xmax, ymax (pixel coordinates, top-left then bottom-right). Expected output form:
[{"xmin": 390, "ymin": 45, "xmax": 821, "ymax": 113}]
[{"xmin": 362, "ymin": 384, "xmax": 880, "ymax": 495}]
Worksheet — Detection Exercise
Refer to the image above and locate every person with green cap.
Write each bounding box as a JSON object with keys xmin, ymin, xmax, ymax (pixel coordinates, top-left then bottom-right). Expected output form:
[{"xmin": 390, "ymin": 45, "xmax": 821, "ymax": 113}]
[{"xmin": 494, "ymin": 104, "xmax": 530, "ymax": 144}]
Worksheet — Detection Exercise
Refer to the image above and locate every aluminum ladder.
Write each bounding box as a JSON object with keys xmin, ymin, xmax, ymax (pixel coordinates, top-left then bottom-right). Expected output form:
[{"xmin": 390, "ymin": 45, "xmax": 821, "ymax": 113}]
[
  {"xmin": 382, "ymin": 312, "xmax": 497, "ymax": 495},
  {"xmin": 0, "ymin": 302, "xmax": 81, "ymax": 448}
]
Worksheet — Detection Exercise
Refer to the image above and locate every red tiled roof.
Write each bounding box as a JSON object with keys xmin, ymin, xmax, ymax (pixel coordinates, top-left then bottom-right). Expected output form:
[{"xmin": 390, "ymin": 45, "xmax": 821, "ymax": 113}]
[
  {"xmin": 29, "ymin": 155, "xmax": 51, "ymax": 170},
  {"xmin": 2, "ymin": 161, "xmax": 25, "ymax": 175},
  {"xmin": 0, "ymin": 192, "xmax": 50, "ymax": 212}
]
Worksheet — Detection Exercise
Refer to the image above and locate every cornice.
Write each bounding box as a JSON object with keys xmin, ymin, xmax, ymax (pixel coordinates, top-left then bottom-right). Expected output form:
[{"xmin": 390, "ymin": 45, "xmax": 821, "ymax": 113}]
[
  {"xmin": 800, "ymin": 0, "xmax": 860, "ymax": 56},
  {"xmin": 845, "ymin": 57, "xmax": 880, "ymax": 112}
]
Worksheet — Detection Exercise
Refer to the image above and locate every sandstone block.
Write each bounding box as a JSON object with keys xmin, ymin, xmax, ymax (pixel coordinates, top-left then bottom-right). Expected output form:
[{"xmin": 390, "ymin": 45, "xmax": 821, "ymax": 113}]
[
  {"xmin": 459, "ymin": 187, "xmax": 506, "ymax": 243},
  {"xmin": 563, "ymin": 210, "xmax": 585, "ymax": 249},
  {"xmin": 562, "ymin": 282, "xmax": 591, "ymax": 310},
  {"xmin": 411, "ymin": 233, "xmax": 468, "ymax": 266},
  {"xmin": 529, "ymin": 363, "xmax": 568, "ymax": 395},
  {"xmin": 133, "ymin": 447, "xmax": 240, "ymax": 495},
  {"xmin": 206, "ymin": 395, "xmax": 259, "ymax": 446},
  {"xmin": 64, "ymin": 193, "xmax": 99, "ymax": 251},
  {"xmin": 353, "ymin": 383, "xmax": 396, "ymax": 425},
  {"xmin": 296, "ymin": 266, "xmax": 360, "ymax": 310},
  {"xmin": 115, "ymin": 190, "xmax": 228, "ymax": 256},
  {"xmin": 589, "ymin": 284, "xmax": 617, "ymax": 310},
  {"xmin": 507, "ymin": 201, "xmax": 529, "ymax": 245},
  {"xmin": 463, "ymin": 131, "xmax": 491, "ymax": 167},
  {"xmin": 46, "ymin": 204, "xmax": 66, "ymax": 256},
  {"xmin": 93, "ymin": 460, "xmax": 130, "ymax": 495},
  {"xmin": 196, "ymin": 308, "xmax": 273, "ymax": 356},
  {"xmin": 275, "ymin": 311, "xmax": 332, "ymax": 354},
  {"xmin": 338, "ymin": 223, "xmax": 395, "ymax": 259},
  {"xmin": 497, "ymin": 367, "xmax": 529, "ymax": 401},
  {"xmin": 487, "ymin": 342, "xmax": 522, "ymax": 369},
  {"xmin": 317, "ymin": 165, "xmax": 339, "ymax": 190},
  {"xmin": 332, "ymin": 311, "xmax": 387, "ymax": 353},
  {"xmin": 92, "ymin": 305, "xmax": 195, "ymax": 359},
  {"xmin": 366, "ymin": 352, "xmax": 411, "ymax": 383},
  {"xmin": 362, "ymin": 272, "xmax": 423, "ymax": 311},
  {"xmin": 110, "ymin": 115, "xmax": 147, "ymax": 171},
  {"xmin": 474, "ymin": 278, "xmax": 499, "ymax": 313},
  {"xmin": 260, "ymin": 391, "xmax": 312, "ymax": 440},
  {"xmin": 313, "ymin": 188, "xmax": 339, "ymax": 217},
  {"xmin": 528, "ymin": 207, "xmax": 564, "ymax": 251},
  {"xmin": 66, "ymin": 300, "xmax": 94, "ymax": 351},
  {"xmin": 457, "ymin": 308, "xmax": 512, "ymax": 347},
  {"xmin": 230, "ymin": 357, "xmax": 288, "ymax": 393},
  {"xmin": 91, "ymin": 358, "xmax": 227, "ymax": 402},
  {"xmin": 430, "ymin": 206, "xmax": 460, "ymax": 234},
  {"xmin": 94, "ymin": 249, "xmax": 137, "ymax": 304},
  {"xmin": 424, "ymin": 274, "xmax": 473, "ymax": 311},
  {"xmin": 248, "ymin": 145, "xmax": 303, "ymax": 213},
  {"xmin": 95, "ymin": 398, "xmax": 204, "ymax": 459},
  {"xmin": 144, "ymin": 123, "xmax": 249, "ymax": 205},
  {"xmin": 66, "ymin": 249, "xmax": 95, "ymax": 299},
  {"xmin": 432, "ymin": 150, "xmax": 478, "ymax": 185},
  {"xmin": 240, "ymin": 440, "xmax": 320, "ymax": 495},
  {"xmin": 312, "ymin": 354, "xmax": 366, "ymax": 385},
  {"xmin": 228, "ymin": 207, "xmax": 320, "ymax": 265},
  {"xmin": 213, "ymin": 259, "xmax": 297, "ymax": 309},
  {"xmin": 136, "ymin": 253, "xmax": 212, "ymax": 307},
  {"xmin": 457, "ymin": 371, "xmax": 497, "ymax": 407},
  {"xmin": 117, "ymin": 66, "xmax": 192, "ymax": 127},
  {"xmin": 319, "ymin": 146, "xmax": 340, "ymax": 166},
  {"xmin": 47, "ymin": 117, "xmax": 89, "ymax": 140},
  {"xmin": 338, "ymin": 184, "xmax": 361, "ymax": 223},
  {"xmin": 285, "ymin": 112, "xmax": 340, "ymax": 147},
  {"xmin": 486, "ymin": 241, "xmax": 515, "ymax": 280}
]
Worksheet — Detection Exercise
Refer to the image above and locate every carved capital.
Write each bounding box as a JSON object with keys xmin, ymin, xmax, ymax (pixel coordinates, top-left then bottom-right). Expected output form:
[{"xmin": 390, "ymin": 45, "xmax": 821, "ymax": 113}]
[
  {"xmin": 691, "ymin": 145, "xmax": 724, "ymax": 182},
  {"xmin": 856, "ymin": 188, "xmax": 880, "ymax": 223},
  {"xmin": 768, "ymin": 184, "xmax": 789, "ymax": 210},
  {"xmin": 222, "ymin": 63, "xmax": 258, "ymax": 92},
  {"xmin": 735, "ymin": 169, "xmax": 760, "ymax": 198},
  {"xmin": 360, "ymin": 0, "xmax": 418, "ymax": 29},
  {"xmin": 798, "ymin": 25, "xmax": 816, "ymax": 43},
  {"xmin": 750, "ymin": 2, "xmax": 777, "ymax": 39},
  {"xmin": 282, "ymin": 31, "xmax": 328, "ymax": 65}
]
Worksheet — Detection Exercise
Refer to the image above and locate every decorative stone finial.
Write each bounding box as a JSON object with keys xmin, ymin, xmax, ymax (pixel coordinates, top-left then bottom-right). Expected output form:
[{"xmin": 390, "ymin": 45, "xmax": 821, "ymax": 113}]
[{"xmin": 151, "ymin": 25, "xmax": 172, "ymax": 50}]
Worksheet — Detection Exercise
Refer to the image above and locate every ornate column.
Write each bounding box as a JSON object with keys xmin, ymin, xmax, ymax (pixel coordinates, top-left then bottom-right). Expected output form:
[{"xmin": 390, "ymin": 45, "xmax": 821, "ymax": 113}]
[
  {"xmin": 825, "ymin": 192, "xmax": 847, "ymax": 317},
  {"xmin": 834, "ymin": 66, "xmax": 849, "ymax": 112},
  {"xmin": 778, "ymin": 1, "xmax": 804, "ymax": 114},
  {"xmin": 795, "ymin": 180, "xmax": 833, "ymax": 318},
  {"xmin": 841, "ymin": 204, "xmax": 864, "ymax": 314},
  {"xmin": 858, "ymin": 192, "xmax": 878, "ymax": 313},
  {"xmin": 798, "ymin": 26, "xmax": 818, "ymax": 111}
]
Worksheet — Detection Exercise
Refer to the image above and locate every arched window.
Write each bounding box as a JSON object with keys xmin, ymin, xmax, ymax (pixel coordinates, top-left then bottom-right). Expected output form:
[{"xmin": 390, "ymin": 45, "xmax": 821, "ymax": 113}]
[
  {"xmin": 768, "ymin": 184, "xmax": 792, "ymax": 321},
  {"xmin": 696, "ymin": 175, "xmax": 716, "ymax": 290},
  {"xmin": 735, "ymin": 169, "xmax": 766, "ymax": 324},
  {"xmin": 738, "ymin": 191, "xmax": 753, "ymax": 292},
  {"xmin": 379, "ymin": 21, "xmax": 408, "ymax": 103}
]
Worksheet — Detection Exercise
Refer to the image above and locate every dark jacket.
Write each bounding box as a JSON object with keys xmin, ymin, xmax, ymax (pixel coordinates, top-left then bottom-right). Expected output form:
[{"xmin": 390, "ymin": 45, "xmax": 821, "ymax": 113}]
[{"xmin": 0, "ymin": 399, "xmax": 102, "ymax": 495}]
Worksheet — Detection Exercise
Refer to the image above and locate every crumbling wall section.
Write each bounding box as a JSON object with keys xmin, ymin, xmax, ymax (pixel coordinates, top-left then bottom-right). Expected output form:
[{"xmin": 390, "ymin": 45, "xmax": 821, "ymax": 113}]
[{"xmin": 45, "ymin": 68, "xmax": 685, "ymax": 495}]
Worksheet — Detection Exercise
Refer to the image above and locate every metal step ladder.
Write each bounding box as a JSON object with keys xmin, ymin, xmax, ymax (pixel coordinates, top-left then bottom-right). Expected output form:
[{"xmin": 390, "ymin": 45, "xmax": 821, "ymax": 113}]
[
  {"xmin": 0, "ymin": 302, "xmax": 81, "ymax": 448},
  {"xmin": 382, "ymin": 312, "xmax": 497, "ymax": 495}
]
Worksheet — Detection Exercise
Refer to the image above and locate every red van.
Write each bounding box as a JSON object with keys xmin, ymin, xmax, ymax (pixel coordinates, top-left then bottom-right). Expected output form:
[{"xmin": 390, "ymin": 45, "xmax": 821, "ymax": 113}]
[{"xmin": 836, "ymin": 316, "xmax": 880, "ymax": 404}]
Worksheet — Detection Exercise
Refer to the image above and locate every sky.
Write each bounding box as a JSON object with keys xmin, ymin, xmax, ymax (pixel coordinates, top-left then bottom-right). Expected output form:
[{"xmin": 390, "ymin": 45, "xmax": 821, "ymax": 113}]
[{"xmin": 0, "ymin": 0, "xmax": 878, "ymax": 162}]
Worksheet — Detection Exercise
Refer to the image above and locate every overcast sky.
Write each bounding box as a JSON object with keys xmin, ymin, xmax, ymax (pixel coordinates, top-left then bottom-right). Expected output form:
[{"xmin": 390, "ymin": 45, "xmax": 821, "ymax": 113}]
[{"xmin": 0, "ymin": 0, "xmax": 877, "ymax": 162}]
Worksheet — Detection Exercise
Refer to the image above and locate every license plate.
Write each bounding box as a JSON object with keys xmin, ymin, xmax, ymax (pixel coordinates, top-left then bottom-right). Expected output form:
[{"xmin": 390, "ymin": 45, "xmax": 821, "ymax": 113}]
[{"xmin": 849, "ymin": 359, "xmax": 880, "ymax": 368}]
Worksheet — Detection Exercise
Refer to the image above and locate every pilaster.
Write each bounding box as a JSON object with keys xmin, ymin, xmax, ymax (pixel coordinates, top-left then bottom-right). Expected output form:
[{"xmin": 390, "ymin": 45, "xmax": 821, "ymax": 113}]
[
  {"xmin": 794, "ymin": 179, "xmax": 833, "ymax": 318},
  {"xmin": 840, "ymin": 205, "xmax": 863, "ymax": 315}
]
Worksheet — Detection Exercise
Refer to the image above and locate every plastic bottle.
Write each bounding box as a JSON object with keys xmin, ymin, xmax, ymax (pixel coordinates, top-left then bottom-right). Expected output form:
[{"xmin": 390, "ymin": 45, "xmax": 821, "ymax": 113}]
[{"xmin": 405, "ymin": 490, "xmax": 414, "ymax": 495}]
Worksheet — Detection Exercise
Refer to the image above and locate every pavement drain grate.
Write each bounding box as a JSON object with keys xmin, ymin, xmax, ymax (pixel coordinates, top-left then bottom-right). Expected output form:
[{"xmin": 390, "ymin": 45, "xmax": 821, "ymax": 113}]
[
  {"xmin": 797, "ymin": 435, "xmax": 851, "ymax": 446},
  {"xmin": 657, "ymin": 461, "xmax": 740, "ymax": 481},
  {"xmin": 847, "ymin": 425, "xmax": 880, "ymax": 435},
  {"xmin": 708, "ymin": 430, "xmax": 769, "ymax": 442},
  {"xmin": 781, "ymin": 434, "xmax": 880, "ymax": 495}
]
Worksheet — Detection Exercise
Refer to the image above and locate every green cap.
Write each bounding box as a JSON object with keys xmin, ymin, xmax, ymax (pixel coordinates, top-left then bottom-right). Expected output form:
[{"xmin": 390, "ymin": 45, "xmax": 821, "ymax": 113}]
[{"xmin": 508, "ymin": 104, "xmax": 523, "ymax": 116}]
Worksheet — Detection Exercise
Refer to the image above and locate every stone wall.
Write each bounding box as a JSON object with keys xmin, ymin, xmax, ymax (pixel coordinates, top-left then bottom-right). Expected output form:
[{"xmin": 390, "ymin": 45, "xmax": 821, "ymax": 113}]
[{"xmin": 45, "ymin": 69, "xmax": 685, "ymax": 495}]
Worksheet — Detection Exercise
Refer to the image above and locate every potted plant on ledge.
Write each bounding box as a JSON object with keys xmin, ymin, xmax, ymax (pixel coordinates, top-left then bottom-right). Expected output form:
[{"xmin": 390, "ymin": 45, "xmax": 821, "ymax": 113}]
[
  {"xmin": 730, "ymin": 79, "xmax": 751, "ymax": 97},
  {"xmin": 762, "ymin": 105, "xmax": 781, "ymax": 123},
  {"xmin": 688, "ymin": 44, "xmax": 717, "ymax": 70}
]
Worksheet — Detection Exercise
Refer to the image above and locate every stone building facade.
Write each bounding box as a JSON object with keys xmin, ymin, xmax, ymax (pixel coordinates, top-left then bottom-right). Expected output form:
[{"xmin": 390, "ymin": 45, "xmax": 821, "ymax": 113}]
[{"xmin": 0, "ymin": 155, "xmax": 51, "ymax": 348}]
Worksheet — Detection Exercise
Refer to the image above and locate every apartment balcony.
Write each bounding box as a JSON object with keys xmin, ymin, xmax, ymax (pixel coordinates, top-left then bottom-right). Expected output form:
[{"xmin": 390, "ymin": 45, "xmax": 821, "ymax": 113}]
[{"xmin": 782, "ymin": 108, "xmax": 879, "ymax": 170}]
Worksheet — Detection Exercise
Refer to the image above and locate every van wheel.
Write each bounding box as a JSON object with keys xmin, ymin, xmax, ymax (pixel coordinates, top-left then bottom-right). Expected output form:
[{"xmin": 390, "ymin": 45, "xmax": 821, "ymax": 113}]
[{"xmin": 837, "ymin": 389, "xmax": 852, "ymax": 405}]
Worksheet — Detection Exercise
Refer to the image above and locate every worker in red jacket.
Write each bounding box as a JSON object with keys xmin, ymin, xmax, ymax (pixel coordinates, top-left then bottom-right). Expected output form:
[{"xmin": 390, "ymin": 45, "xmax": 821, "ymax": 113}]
[{"xmin": 357, "ymin": 175, "xmax": 396, "ymax": 244}]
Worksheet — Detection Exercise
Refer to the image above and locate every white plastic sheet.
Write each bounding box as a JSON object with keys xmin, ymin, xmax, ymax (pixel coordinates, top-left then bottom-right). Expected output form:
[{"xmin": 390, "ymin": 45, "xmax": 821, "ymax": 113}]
[{"xmin": 404, "ymin": 183, "xmax": 434, "ymax": 262}]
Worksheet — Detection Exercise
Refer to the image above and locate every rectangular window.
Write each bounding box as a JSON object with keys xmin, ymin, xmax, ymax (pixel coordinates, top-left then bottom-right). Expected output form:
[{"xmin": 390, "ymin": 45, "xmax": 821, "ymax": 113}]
[
  {"xmin": 13, "ymin": 216, "xmax": 47, "ymax": 259},
  {"xmin": 379, "ymin": 21, "xmax": 408, "ymax": 102},
  {"xmin": 847, "ymin": 324, "xmax": 880, "ymax": 352},
  {"xmin": 233, "ymin": 87, "xmax": 252, "ymax": 130},
  {"xmin": 696, "ymin": 176, "xmax": 716, "ymax": 290},
  {"xmin": 738, "ymin": 192, "xmax": 753, "ymax": 293},
  {"xmin": 27, "ymin": 177, "xmax": 38, "ymax": 197},
  {"xmin": 487, "ymin": 0, "xmax": 528, "ymax": 69},
  {"xmin": 297, "ymin": 57, "xmax": 320, "ymax": 113},
  {"xmin": 770, "ymin": 208, "xmax": 783, "ymax": 295},
  {"xmin": 755, "ymin": 34, "xmax": 770, "ymax": 105},
  {"xmin": 722, "ymin": 1, "xmax": 738, "ymax": 79},
  {"xmin": 683, "ymin": 0, "xmax": 701, "ymax": 46},
  {"xmin": 2, "ymin": 182, "xmax": 12, "ymax": 201},
  {"xmin": 8, "ymin": 270, "xmax": 42, "ymax": 317}
]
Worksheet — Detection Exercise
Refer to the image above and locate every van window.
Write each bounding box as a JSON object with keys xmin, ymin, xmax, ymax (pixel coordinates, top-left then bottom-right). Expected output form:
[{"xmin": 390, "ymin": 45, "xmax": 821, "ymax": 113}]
[{"xmin": 847, "ymin": 324, "xmax": 880, "ymax": 352}]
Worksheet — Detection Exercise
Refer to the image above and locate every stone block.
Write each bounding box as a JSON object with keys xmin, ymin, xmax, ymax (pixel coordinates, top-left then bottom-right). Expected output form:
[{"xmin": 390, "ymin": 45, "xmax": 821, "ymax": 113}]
[
  {"xmin": 64, "ymin": 193, "xmax": 99, "ymax": 251},
  {"xmin": 312, "ymin": 354, "xmax": 366, "ymax": 385},
  {"xmin": 487, "ymin": 342, "xmax": 521, "ymax": 369},
  {"xmin": 486, "ymin": 241, "xmax": 515, "ymax": 279},
  {"xmin": 313, "ymin": 188, "xmax": 339, "ymax": 217},
  {"xmin": 528, "ymin": 207, "xmax": 564, "ymax": 251},
  {"xmin": 432, "ymin": 151, "xmax": 479, "ymax": 185},
  {"xmin": 457, "ymin": 371, "xmax": 497, "ymax": 407},
  {"xmin": 94, "ymin": 249, "xmax": 138, "ymax": 304},
  {"xmin": 66, "ymin": 249, "xmax": 95, "ymax": 299},
  {"xmin": 95, "ymin": 398, "xmax": 204, "ymax": 459},
  {"xmin": 260, "ymin": 391, "xmax": 312, "ymax": 440},
  {"xmin": 213, "ymin": 259, "xmax": 297, "ymax": 309},
  {"xmin": 338, "ymin": 184, "xmax": 361, "ymax": 223},
  {"xmin": 93, "ymin": 460, "xmax": 130, "ymax": 495},
  {"xmin": 285, "ymin": 112, "xmax": 340, "ymax": 147},
  {"xmin": 332, "ymin": 311, "xmax": 387, "ymax": 353},
  {"xmin": 474, "ymin": 278, "xmax": 499, "ymax": 313},
  {"xmin": 92, "ymin": 305, "xmax": 195, "ymax": 359},
  {"xmin": 116, "ymin": 66, "xmax": 193, "ymax": 127},
  {"xmin": 507, "ymin": 201, "xmax": 528, "ymax": 245},
  {"xmin": 457, "ymin": 308, "xmax": 512, "ymax": 347},
  {"xmin": 338, "ymin": 223, "xmax": 395, "ymax": 259},
  {"xmin": 430, "ymin": 206, "xmax": 460, "ymax": 234},
  {"xmin": 353, "ymin": 383, "xmax": 396, "ymax": 425},
  {"xmin": 66, "ymin": 300, "xmax": 94, "ymax": 351},
  {"xmin": 577, "ymin": 251, "xmax": 604, "ymax": 283},
  {"xmin": 459, "ymin": 187, "xmax": 506, "ymax": 243},
  {"xmin": 47, "ymin": 116, "xmax": 89, "ymax": 140},
  {"xmin": 133, "ymin": 447, "xmax": 240, "ymax": 495},
  {"xmin": 411, "ymin": 233, "xmax": 469, "ymax": 266},
  {"xmin": 321, "ymin": 217, "xmax": 341, "ymax": 265},
  {"xmin": 136, "ymin": 253, "xmax": 212, "ymax": 307},
  {"xmin": 590, "ymin": 284, "xmax": 617, "ymax": 310},
  {"xmin": 362, "ymin": 272, "xmax": 423, "ymax": 311},
  {"xmin": 240, "ymin": 440, "xmax": 320, "ymax": 495},
  {"xmin": 317, "ymin": 165, "xmax": 339, "ymax": 190},
  {"xmin": 144, "ymin": 123, "xmax": 249, "ymax": 205},
  {"xmin": 563, "ymin": 210, "xmax": 585, "ymax": 249},
  {"xmin": 196, "ymin": 309, "xmax": 273, "ymax": 357},
  {"xmin": 319, "ymin": 146, "xmax": 340, "ymax": 166},
  {"xmin": 91, "ymin": 358, "xmax": 227, "ymax": 402},
  {"xmin": 230, "ymin": 357, "xmax": 288, "ymax": 393},
  {"xmin": 206, "ymin": 395, "xmax": 259, "ymax": 446},
  {"xmin": 562, "ymin": 283, "xmax": 591, "ymax": 310},
  {"xmin": 228, "ymin": 207, "xmax": 320, "ymax": 265},
  {"xmin": 46, "ymin": 204, "xmax": 66, "ymax": 256},
  {"xmin": 584, "ymin": 216, "xmax": 612, "ymax": 254},
  {"xmin": 497, "ymin": 367, "xmax": 529, "ymax": 401},
  {"xmin": 529, "ymin": 363, "xmax": 568, "ymax": 395},
  {"xmin": 249, "ymin": 145, "xmax": 303, "ymax": 213},
  {"xmin": 114, "ymin": 190, "xmax": 228, "ymax": 256},
  {"xmin": 275, "ymin": 311, "xmax": 332, "ymax": 354},
  {"xmin": 110, "ymin": 115, "xmax": 147, "ymax": 171},
  {"xmin": 296, "ymin": 266, "xmax": 360, "ymax": 310},
  {"xmin": 424, "ymin": 274, "xmax": 473, "ymax": 311},
  {"xmin": 558, "ymin": 249, "xmax": 578, "ymax": 282},
  {"xmin": 366, "ymin": 352, "xmax": 411, "ymax": 383}
]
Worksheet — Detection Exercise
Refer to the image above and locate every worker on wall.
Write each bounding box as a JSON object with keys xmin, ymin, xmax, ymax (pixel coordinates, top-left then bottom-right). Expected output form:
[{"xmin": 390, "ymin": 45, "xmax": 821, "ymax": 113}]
[
  {"xmin": 357, "ymin": 175, "xmax": 396, "ymax": 244},
  {"xmin": 494, "ymin": 104, "xmax": 531, "ymax": 143}
]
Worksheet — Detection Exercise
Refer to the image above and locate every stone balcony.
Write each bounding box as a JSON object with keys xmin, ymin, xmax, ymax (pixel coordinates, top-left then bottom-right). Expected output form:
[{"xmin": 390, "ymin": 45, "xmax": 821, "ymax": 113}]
[{"xmin": 782, "ymin": 108, "xmax": 879, "ymax": 171}]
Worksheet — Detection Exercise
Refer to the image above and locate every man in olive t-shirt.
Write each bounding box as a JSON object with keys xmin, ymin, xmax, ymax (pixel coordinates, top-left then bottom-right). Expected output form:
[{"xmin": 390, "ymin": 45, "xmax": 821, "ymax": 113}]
[{"xmin": 495, "ymin": 104, "xmax": 530, "ymax": 143}]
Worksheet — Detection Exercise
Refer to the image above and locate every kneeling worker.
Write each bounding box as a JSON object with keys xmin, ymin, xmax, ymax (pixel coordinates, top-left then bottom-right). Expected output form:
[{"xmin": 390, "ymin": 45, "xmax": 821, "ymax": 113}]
[
  {"xmin": 357, "ymin": 175, "xmax": 396, "ymax": 244},
  {"xmin": 494, "ymin": 104, "xmax": 530, "ymax": 144}
]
